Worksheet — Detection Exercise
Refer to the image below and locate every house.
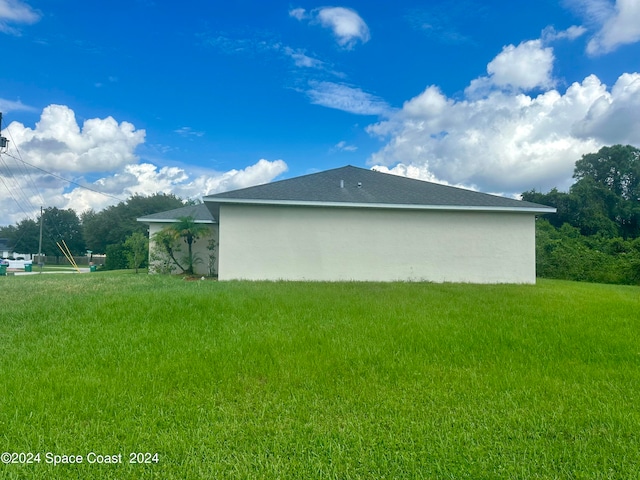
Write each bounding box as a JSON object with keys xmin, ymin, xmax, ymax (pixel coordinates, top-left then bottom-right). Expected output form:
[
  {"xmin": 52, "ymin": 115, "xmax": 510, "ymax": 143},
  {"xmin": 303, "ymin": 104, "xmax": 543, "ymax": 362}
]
[
  {"xmin": 199, "ymin": 165, "xmax": 555, "ymax": 283},
  {"xmin": 137, "ymin": 203, "xmax": 217, "ymax": 276}
]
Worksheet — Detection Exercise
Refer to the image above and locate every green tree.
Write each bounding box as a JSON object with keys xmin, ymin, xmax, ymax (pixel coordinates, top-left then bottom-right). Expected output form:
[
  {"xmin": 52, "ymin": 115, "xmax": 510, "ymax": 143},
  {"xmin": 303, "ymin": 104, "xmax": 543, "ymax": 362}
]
[
  {"xmin": 7, "ymin": 219, "xmax": 39, "ymax": 254},
  {"xmin": 521, "ymin": 188, "xmax": 576, "ymax": 229},
  {"xmin": 0, "ymin": 225, "xmax": 17, "ymax": 247},
  {"xmin": 83, "ymin": 193, "xmax": 185, "ymax": 253},
  {"xmin": 569, "ymin": 177, "xmax": 620, "ymax": 237},
  {"xmin": 524, "ymin": 145, "xmax": 640, "ymax": 239},
  {"xmin": 124, "ymin": 231, "xmax": 148, "ymax": 274},
  {"xmin": 574, "ymin": 145, "xmax": 640, "ymax": 238},
  {"xmin": 574, "ymin": 144, "xmax": 640, "ymax": 201},
  {"xmin": 81, "ymin": 209, "xmax": 110, "ymax": 253},
  {"xmin": 41, "ymin": 207, "xmax": 85, "ymax": 259}
]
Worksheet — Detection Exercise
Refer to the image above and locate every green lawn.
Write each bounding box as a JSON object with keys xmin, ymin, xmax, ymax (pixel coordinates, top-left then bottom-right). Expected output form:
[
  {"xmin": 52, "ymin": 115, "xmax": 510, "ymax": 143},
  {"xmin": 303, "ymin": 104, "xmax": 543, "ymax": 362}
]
[{"xmin": 1, "ymin": 275, "xmax": 639, "ymax": 479}]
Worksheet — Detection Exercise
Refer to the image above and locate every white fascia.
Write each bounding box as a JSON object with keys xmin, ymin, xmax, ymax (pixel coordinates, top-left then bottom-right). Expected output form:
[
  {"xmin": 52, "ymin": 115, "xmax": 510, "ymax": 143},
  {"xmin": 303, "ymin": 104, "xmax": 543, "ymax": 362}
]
[
  {"xmin": 204, "ymin": 198, "xmax": 556, "ymax": 214},
  {"xmin": 136, "ymin": 218, "xmax": 216, "ymax": 224}
]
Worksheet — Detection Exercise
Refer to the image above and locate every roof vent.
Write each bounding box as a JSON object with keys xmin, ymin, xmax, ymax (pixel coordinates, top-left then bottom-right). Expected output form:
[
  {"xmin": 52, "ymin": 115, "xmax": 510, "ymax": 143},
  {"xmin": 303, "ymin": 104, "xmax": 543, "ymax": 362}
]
[
  {"xmin": 340, "ymin": 179, "xmax": 344, "ymax": 188},
  {"xmin": 357, "ymin": 182, "xmax": 362, "ymax": 188}
]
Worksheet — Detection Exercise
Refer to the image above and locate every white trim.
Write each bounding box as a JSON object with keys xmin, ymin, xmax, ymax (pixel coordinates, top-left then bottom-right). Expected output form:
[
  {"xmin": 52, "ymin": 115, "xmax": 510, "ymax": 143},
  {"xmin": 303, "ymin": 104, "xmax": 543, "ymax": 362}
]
[
  {"xmin": 204, "ymin": 198, "xmax": 556, "ymax": 214},
  {"xmin": 136, "ymin": 218, "xmax": 215, "ymax": 224}
]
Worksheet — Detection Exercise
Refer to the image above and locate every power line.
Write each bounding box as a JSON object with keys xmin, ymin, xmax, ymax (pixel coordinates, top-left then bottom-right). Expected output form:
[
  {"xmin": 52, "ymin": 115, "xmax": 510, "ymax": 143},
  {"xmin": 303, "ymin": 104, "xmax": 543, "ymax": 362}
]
[
  {"xmin": 1, "ymin": 118, "xmax": 47, "ymax": 209},
  {"xmin": 0, "ymin": 112, "xmax": 125, "ymax": 210},
  {"xmin": 0, "ymin": 167, "xmax": 33, "ymax": 219},
  {"xmin": 2, "ymin": 151, "xmax": 125, "ymax": 203},
  {"xmin": 0, "ymin": 114, "xmax": 39, "ymax": 220}
]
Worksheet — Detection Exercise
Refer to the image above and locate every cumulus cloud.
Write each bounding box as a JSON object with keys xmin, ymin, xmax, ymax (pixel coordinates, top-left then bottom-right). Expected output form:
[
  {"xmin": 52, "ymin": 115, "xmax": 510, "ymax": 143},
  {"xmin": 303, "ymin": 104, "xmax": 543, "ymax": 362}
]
[
  {"xmin": 6, "ymin": 105, "xmax": 145, "ymax": 172},
  {"xmin": 368, "ymin": 58, "xmax": 640, "ymax": 195},
  {"xmin": 58, "ymin": 160, "xmax": 287, "ymax": 217},
  {"xmin": 572, "ymin": 72, "xmax": 640, "ymax": 144},
  {"xmin": 466, "ymin": 39, "xmax": 556, "ymax": 96},
  {"xmin": 306, "ymin": 81, "xmax": 391, "ymax": 115},
  {"xmin": 291, "ymin": 6, "xmax": 370, "ymax": 49},
  {"xmin": 0, "ymin": 105, "xmax": 288, "ymax": 225},
  {"xmin": 367, "ymin": 25, "xmax": 640, "ymax": 195},
  {"xmin": 371, "ymin": 164, "xmax": 473, "ymax": 192},
  {"xmin": 0, "ymin": 0, "xmax": 40, "ymax": 34}
]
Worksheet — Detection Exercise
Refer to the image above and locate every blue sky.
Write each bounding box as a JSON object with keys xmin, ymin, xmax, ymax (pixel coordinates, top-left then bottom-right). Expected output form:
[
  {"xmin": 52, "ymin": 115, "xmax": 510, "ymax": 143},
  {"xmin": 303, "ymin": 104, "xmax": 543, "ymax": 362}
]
[{"xmin": 1, "ymin": 0, "xmax": 639, "ymax": 225}]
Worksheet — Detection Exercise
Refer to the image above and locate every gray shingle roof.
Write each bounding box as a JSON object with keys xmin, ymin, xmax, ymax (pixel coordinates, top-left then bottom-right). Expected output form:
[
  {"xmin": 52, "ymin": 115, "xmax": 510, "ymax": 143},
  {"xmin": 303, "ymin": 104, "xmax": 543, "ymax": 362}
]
[
  {"xmin": 204, "ymin": 165, "xmax": 555, "ymax": 213},
  {"xmin": 137, "ymin": 203, "xmax": 215, "ymax": 223}
]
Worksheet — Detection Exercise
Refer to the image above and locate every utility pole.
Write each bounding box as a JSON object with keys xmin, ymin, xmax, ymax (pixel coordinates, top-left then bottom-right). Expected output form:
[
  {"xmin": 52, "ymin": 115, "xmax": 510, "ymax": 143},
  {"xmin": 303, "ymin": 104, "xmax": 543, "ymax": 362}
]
[
  {"xmin": 0, "ymin": 112, "xmax": 8, "ymax": 150},
  {"xmin": 38, "ymin": 206, "xmax": 44, "ymax": 273},
  {"xmin": 3, "ymin": 113, "xmax": 41, "ymax": 271}
]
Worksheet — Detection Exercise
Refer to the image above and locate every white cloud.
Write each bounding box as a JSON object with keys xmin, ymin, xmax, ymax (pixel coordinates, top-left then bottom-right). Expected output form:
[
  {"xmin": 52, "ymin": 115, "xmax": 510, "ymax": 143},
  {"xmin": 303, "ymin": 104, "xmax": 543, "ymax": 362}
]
[
  {"xmin": 569, "ymin": 0, "xmax": 615, "ymax": 21},
  {"xmin": 0, "ymin": 97, "xmax": 37, "ymax": 113},
  {"xmin": 174, "ymin": 126, "xmax": 205, "ymax": 138},
  {"xmin": 466, "ymin": 40, "xmax": 556, "ymax": 96},
  {"xmin": 366, "ymin": 23, "xmax": 639, "ymax": 196},
  {"xmin": 0, "ymin": 0, "xmax": 40, "ymax": 34},
  {"xmin": 0, "ymin": 105, "xmax": 288, "ymax": 225},
  {"xmin": 371, "ymin": 164, "xmax": 472, "ymax": 191},
  {"xmin": 572, "ymin": 72, "xmax": 640, "ymax": 144},
  {"xmin": 5, "ymin": 105, "xmax": 145, "ymax": 172},
  {"xmin": 306, "ymin": 81, "xmax": 391, "ymax": 116},
  {"xmin": 192, "ymin": 159, "xmax": 288, "ymax": 194},
  {"xmin": 201, "ymin": 31, "xmax": 337, "ymax": 76},
  {"xmin": 565, "ymin": 0, "xmax": 640, "ymax": 54},
  {"xmin": 316, "ymin": 7, "xmax": 370, "ymax": 49},
  {"xmin": 2, "ymin": 155, "xmax": 288, "ymax": 225},
  {"xmin": 57, "ymin": 159, "xmax": 288, "ymax": 219},
  {"xmin": 542, "ymin": 25, "xmax": 587, "ymax": 42},
  {"xmin": 368, "ymin": 65, "xmax": 640, "ymax": 195},
  {"xmin": 292, "ymin": 6, "xmax": 370, "ymax": 49},
  {"xmin": 586, "ymin": 0, "xmax": 640, "ymax": 54},
  {"xmin": 283, "ymin": 46, "xmax": 324, "ymax": 69},
  {"xmin": 288, "ymin": 7, "xmax": 308, "ymax": 21},
  {"xmin": 332, "ymin": 140, "xmax": 357, "ymax": 152}
]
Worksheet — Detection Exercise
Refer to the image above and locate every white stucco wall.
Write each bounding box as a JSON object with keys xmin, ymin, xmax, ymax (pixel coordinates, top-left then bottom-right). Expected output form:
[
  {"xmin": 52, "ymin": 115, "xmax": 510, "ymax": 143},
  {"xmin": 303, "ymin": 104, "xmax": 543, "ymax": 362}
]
[
  {"xmin": 216, "ymin": 204, "xmax": 537, "ymax": 283},
  {"xmin": 147, "ymin": 223, "xmax": 218, "ymax": 276}
]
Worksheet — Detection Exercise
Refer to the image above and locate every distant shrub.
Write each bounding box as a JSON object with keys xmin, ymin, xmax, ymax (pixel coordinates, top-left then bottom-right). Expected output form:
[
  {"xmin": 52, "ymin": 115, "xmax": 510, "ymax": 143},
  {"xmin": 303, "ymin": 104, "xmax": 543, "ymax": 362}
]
[
  {"xmin": 105, "ymin": 243, "xmax": 129, "ymax": 270},
  {"xmin": 536, "ymin": 219, "xmax": 640, "ymax": 285}
]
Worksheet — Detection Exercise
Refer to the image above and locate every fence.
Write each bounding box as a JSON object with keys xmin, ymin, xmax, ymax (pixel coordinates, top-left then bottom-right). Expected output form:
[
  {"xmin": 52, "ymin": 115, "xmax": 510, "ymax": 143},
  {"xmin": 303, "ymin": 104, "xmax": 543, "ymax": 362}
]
[{"xmin": 34, "ymin": 254, "xmax": 107, "ymax": 266}]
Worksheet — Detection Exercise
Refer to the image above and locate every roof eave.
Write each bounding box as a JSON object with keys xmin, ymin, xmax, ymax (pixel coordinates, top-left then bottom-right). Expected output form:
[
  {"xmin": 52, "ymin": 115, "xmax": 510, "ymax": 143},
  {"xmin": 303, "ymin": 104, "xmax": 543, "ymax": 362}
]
[
  {"xmin": 204, "ymin": 198, "xmax": 556, "ymax": 214},
  {"xmin": 136, "ymin": 218, "xmax": 216, "ymax": 224}
]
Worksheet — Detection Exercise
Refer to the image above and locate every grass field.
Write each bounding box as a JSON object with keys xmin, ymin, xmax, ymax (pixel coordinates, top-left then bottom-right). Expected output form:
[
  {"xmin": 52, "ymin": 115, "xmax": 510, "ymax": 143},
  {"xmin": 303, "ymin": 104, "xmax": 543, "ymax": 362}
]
[{"xmin": 1, "ymin": 274, "xmax": 639, "ymax": 479}]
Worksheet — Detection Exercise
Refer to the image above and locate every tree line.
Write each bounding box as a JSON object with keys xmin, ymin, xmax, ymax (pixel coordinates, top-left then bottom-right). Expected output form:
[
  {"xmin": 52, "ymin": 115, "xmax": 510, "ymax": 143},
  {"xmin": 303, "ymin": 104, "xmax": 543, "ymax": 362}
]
[
  {"xmin": 522, "ymin": 144, "xmax": 640, "ymax": 285},
  {"xmin": 0, "ymin": 193, "xmax": 187, "ymax": 269},
  {"xmin": 3, "ymin": 144, "xmax": 639, "ymax": 283}
]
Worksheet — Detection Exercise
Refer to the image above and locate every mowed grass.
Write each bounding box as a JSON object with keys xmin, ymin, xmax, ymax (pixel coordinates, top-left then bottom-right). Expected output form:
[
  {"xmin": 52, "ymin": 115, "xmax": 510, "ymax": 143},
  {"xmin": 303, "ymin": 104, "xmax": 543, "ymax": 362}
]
[{"xmin": 0, "ymin": 275, "xmax": 639, "ymax": 479}]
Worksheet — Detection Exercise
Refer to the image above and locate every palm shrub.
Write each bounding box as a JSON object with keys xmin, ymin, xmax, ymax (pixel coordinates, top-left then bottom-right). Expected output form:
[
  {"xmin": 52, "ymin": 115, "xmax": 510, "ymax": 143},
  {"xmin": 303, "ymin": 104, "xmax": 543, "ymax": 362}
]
[{"xmin": 152, "ymin": 216, "xmax": 209, "ymax": 275}]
